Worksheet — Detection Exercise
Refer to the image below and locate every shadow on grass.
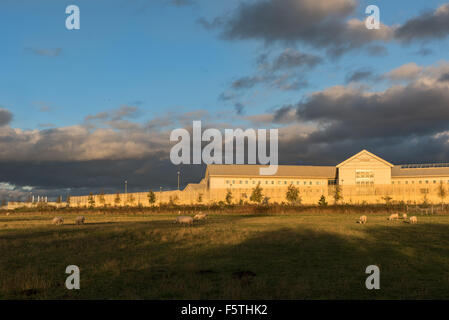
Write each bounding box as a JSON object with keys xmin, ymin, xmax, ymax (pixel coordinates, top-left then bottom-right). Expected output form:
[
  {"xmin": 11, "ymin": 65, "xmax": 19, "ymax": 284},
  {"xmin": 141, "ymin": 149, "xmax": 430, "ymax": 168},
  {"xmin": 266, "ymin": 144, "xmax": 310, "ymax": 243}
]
[{"xmin": 1, "ymin": 218, "xmax": 449, "ymax": 299}]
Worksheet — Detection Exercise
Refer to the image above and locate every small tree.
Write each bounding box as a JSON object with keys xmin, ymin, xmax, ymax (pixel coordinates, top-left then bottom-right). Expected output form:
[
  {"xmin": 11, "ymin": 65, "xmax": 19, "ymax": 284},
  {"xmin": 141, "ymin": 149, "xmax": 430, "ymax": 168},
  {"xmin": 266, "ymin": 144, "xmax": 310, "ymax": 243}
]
[
  {"xmin": 99, "ymin": 190, "xmax": 106, "ymax": 207},
  {"xmin": 148, "ymin": 190, "xmax": 156, "ymax": 206},
  {"xmin": 250, "ymin": 182, "xmax": 263, "ymax": 204},
  {"xmin": 56, "ymin": 195, "xmax": 62, "ymax": 204},
  {"xmin": 318, "ymin": 195, "xmax": 328, "ymax": 206},
  {"xmin": 114, "ymin": 192, "xmax": 121, "ymax": 207},
  {"xmin": 382, "ymin": 195, "xmax": 392, "ymax": 205},
  {"xmin": 286, "ymin": 184, "xmax": 300, "ymax": 205},
  {"xmin": 127, "ymin": 194, "xmax": 135, "ymax": 206},
  {"xmin": 66, "ymin": 195, "xmax": 71, "ymax": 207},
  {"xmin": 197, "ymin": 193, "xmax": 203, "ymax": 204},
  {"xmin": 225, "ymin": 189, "xmax": 233, "ymax": 205},
  {"xmin": 88, "ymin": 192, "xmax": 96, "ymax": 209},
  {"xmin": 438, "ymin": 181, "xmax": 447, "ymax": 209},
  {"xmin": 332, "ymin": 185, "xmax": 343, "ymax": 204}
]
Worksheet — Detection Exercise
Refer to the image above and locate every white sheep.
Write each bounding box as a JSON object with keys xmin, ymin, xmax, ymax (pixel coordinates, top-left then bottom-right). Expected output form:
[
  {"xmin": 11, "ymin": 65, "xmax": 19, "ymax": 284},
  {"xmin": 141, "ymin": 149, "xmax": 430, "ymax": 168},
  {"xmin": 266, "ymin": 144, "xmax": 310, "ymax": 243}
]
[
  {"xmin": 194, "ymin": 213, "xmax": 207, "ymax": 221},
  {"xmin": 52, "ymin": 217, "xmax": 64, "ymax": 225},
  {"xmin": 357, "ymin": 215, "xmax": 367, "ymax": 224},
  {"xmin": 5, "ymin": 212, "xmax": 10, "ymax": 216},
  {"xmin": 409, "ymin": 216, "xmax": 418, "ymax": 224},
  {"xmin": 402, "ymin": 213, "xmax": 407, "ymax": 219},
  {"xmin": 388, "ymin": 213, "xmax": 399, "ymax": 220},
  {"xmin": 174, "ymin": 216, "xmax": 193, "ymax": 226},
  {"xmin": 75, "ymin": 216, "xmax": 85, "ymax": 225}
]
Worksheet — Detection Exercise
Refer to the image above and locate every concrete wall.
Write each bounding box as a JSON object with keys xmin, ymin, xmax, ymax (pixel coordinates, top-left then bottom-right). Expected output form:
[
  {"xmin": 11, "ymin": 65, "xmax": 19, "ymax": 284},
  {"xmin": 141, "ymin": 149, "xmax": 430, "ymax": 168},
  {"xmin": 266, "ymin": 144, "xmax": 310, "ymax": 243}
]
[{"xmin": 68, "ymin": 183, "xmax": 449, "ymax": 207}]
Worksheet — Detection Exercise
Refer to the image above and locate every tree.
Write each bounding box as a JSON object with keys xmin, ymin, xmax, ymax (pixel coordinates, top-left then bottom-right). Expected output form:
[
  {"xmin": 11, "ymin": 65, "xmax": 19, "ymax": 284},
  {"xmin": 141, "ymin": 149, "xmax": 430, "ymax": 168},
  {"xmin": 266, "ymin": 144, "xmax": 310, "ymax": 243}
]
[
  {"xmin": 332, "ymin": 185, "xmax": 343, "ymax": 204},
  {"xmin": 438, "ymin": 181, "xmax": 447, "ymax": 209},
  {"xmin": 99, "ymin": 190, "xmax": 106, "ymax": 207},
  {"xmin": 148, "ymin": 190, "xmax": 156, "ymax": 206},
  {"xmin": 88, "ymin": 192, "xmax": 96, "ymax": 209},
  {"xmin": 66, "ymin": 195, "xmax": 71, "ymax": 207},
  {"xmin": 318, "ymin": 195, "xmax": 328, "ymax": 206},
  {"xmin": 127, "ymin": 194, "xmax": 135, "ymax": 206},
  {"xmin": 382, "ymin": 195, "xmax": 392, "ymax": 205},
  {"xmin": 225, "ymin": 189, "xmax": 233, "ymax": 205},
  {"xmin": 197, "ymin": 193, "xmax": 203, "ymax": 203},
  {"xmin": 286, "ymin": 184, "xmax": 300, "ymax": 205},
  {"xmin": 114, "ymin": 192, "xmax": 121, "ymax": 207},
  {"xmin": 56, "ymin": 195, "xmax": 62, "ymax": 204},
  {"xmin": 250, "ymin": 183, "xmax": 263, "ymax": 204}
]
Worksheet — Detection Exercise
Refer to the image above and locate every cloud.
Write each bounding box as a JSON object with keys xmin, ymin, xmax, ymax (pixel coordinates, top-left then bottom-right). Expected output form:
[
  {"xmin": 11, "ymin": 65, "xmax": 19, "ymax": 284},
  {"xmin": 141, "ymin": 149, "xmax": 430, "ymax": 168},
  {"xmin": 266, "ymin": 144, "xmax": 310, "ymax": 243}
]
[
  {"xmin": 386, "ymin": 62, "xmax": 423, "ymax": 81},
  {"xmin": 395, "ymin": 4, "xmax": 449, "ymax": 42},
  {"xmin": 0, "ymin": 109, "xmax": 13, "ymax": 126},
  {"xmin": 169, "ymin": 0, "xmax": 195, "ymax": 6},
  {"xmin": 25, "ymin": 47, "xmax": 62, "ymax": 57},
  {"xmin": 345, "ymin": 68, "xmax": 378, "ymax": 83},
  {"xmin": 202, "ymin": 0, "xmax": 394, "ymax": 56},
  {"xmin": 269, "ymin": 48, "xmax": 322, "ymax": 70}
]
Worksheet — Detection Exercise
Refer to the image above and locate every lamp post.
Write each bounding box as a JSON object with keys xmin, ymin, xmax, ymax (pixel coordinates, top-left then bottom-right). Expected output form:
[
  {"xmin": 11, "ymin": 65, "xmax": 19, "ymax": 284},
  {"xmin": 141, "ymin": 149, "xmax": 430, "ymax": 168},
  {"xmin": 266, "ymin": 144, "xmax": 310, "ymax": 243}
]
[
  {"xmin": 177, "ymin": 171, "xmax": 180, "ymax": 190},
  {"xmin": 125, "ymin": 180, "xmax": 128, "ymax": 194}
]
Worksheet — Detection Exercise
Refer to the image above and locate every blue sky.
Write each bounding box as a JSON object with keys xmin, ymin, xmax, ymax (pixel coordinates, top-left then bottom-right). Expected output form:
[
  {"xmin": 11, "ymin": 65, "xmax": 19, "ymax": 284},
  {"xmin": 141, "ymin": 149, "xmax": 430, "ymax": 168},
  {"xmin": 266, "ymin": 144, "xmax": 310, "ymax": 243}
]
[
  {"xmin": 1, "ymin": 0, "xmax": 447, "ymax": 129},
  {"xmin": 2, "ymin": 0, "xmax": 449, "ymax": 198}
]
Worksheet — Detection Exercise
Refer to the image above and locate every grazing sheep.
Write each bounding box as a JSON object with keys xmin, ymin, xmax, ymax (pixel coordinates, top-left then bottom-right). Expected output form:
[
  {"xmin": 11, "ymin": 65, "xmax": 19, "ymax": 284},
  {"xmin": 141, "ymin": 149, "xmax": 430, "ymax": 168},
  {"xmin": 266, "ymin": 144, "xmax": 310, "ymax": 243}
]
[
  {"xmin": 5, "ymin": 212, "xmax": 10, "ymax": 216},
  {"xmin": 178, "ymin": 210, "xmax": 181, "ymax": 215},
  {"xmin": 357, "ymin": 215, "xmax": 367, "ymax": 224},
  {"xmin": 174, "ymin": 216, "xmax": 193, "ymax": 226},
  {"xmin": 75, "ymin": 216, "xmax": 85, "ymax": 225},
  {"xmin": 194, "ymin": 213, "xmax": 207, "ymax": 221},
  {"xmin": 52, "ymin": 217, "xmax": 64, "ymax": 225},
  {"xmin": 409, "ymin": 216, "xmax": 418, "ymax": 224},
  {"xmin": 402, "ymin": 213, "xmax": 407, "ymax": 219},
  {"xmin": 388, "ymin": 213, "xmax": 399, "ymax": 220}
]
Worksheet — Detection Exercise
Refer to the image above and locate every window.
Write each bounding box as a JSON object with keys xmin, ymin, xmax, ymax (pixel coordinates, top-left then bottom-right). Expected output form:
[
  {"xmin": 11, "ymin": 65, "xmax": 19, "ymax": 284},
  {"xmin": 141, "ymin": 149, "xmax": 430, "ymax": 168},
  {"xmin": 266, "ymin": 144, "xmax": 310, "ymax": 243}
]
[
  {"xmin": 245, "ymin": 180, "xmax": 248, "ymax": 184},
  {"xmin": 272, "ymin": 181, "xmax": 274, "ymax": 184},
  {"xmin": 356, "ymin": 169, "xmax": 374, "ymax": 186},
  {"xmin": 284, "ymin": 181, "xmax": 287, "ymax": 184},
  {"xmin": 226, "ymin": 180, "xmax": 229, "ymax": 184}
]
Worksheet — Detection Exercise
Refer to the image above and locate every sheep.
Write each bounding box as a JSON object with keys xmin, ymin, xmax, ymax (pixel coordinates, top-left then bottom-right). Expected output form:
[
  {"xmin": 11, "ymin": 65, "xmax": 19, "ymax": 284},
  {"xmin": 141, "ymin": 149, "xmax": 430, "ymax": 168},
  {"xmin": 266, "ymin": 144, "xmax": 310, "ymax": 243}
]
[
  {"xmin": 388, "ymin": 213, "xmax": 399, "ymax": 220},
  {"xmin": 52, "ymin": 217, "xmax": 64, "ymax": 225},
  {"xmin": 75, "ymin": 216, "xmax": 85, "ymax": 225},
  {"xmin": 5, "ymin": 212, "xmax": 10, "ymax": 216},
  {"xmin": 357, "ymin": 215, "xmax": 367, "ymax": 224},
  {"xmin": 194, "ymin": 213, "xmax": 207, "ymax": 221},
  {"xmin": 409, "ymin": 216, "xmax": 418, "ymax": 224},
  {"xmin": 174, "ymin": 216, "xmax": 193, "ymax": 226},
  {"xmin": 402, "ymin": 213, "xmax": 407, "ymax": 219}
]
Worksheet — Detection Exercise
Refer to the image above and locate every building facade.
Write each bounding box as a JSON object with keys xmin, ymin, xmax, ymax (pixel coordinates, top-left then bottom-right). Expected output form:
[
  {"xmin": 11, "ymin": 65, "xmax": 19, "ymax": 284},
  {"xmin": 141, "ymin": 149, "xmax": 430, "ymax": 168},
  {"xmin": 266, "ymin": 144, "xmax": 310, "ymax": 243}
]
[{"xmin": 70, "ymin": 150, "xmax": 449, "ymax": 206}]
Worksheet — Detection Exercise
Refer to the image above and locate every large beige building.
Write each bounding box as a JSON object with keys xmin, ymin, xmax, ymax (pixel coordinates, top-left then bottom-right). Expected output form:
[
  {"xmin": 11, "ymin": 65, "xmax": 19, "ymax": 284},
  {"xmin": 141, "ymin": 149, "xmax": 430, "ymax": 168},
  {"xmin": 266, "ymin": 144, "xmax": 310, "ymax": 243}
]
[{"xmin": 70, "ymin": 150, "xmax": 449, "ymax": 206}]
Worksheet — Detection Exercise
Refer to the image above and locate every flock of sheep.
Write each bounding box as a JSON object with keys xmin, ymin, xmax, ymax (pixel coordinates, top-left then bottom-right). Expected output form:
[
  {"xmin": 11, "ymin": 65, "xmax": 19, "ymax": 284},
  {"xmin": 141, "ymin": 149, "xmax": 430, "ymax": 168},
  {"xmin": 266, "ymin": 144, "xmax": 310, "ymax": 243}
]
[
  {"xmin": 173, "ymin": 212, "xmax": 207, "ymax": 225},
  {"xmin": 50, "ymin": 212, "xmax": 207, "ymax": 226},
  {"xmin": 357, "ymin": 213, "xmax": 418, "ymax": 224},
  {"xmin": 52, "ymin": 216, "xmax": 85, "ymax": 225}
]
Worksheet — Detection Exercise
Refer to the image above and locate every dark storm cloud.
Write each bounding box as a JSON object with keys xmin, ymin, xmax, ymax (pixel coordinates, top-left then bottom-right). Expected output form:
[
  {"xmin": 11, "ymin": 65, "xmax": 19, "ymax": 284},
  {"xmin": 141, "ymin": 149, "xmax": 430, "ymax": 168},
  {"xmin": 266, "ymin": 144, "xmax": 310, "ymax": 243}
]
[
  {"xmin": 295, "ymin": 84, "xmax": 449, "ymax": 143},
  {"xmin": 201, "ymin": 0, "xmax": 393, "ymax": 57},
  {"xmin": 0, "ymin": 109, "xmax": 13, "ymax": 126},
  {"xmin": 395, "ymin": 4, "xmax": 449, "ymax": 42}
]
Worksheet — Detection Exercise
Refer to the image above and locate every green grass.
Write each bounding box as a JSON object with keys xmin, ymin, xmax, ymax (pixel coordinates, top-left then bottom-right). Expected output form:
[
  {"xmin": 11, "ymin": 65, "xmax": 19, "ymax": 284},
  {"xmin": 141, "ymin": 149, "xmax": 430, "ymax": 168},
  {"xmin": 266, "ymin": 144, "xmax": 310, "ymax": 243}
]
[{"xmin": 1, "ymin": 211, "xmax": 449, "ymax": 299}]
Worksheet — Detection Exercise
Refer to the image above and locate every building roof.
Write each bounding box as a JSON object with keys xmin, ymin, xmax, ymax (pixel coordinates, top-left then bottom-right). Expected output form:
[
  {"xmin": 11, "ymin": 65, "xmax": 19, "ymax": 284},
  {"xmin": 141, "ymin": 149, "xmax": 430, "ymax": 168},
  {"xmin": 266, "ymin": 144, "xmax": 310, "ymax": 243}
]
[
  {"xmin": 391, "ymin": 165, "xmax": 449, "ymax": 177},
  {"xmin": 336, "ymin": 149, "xmax": 394, "ymax": 168},
  {"xmin": 206, "ymin": 164, "xmax": 337, "ymax": 178}
]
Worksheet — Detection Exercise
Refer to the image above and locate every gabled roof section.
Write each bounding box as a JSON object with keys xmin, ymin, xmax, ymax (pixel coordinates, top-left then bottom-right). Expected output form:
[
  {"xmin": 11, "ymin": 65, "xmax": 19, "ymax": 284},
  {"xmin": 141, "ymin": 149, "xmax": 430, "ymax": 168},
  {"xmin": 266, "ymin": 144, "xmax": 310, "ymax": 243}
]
[
  {"xmin": 206, "ymin": 164, "xmax": 337, "ymax": 178},
  {"xmin": 336, "ymin": 149, "xmax": 394, "ymax": 168}
]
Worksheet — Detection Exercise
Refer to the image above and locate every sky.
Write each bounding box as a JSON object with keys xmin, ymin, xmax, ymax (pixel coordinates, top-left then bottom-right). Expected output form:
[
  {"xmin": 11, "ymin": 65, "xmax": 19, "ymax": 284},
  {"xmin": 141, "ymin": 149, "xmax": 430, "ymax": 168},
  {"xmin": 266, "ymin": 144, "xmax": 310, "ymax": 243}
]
[{"xmin": 1, "ymin": 0, "xmax": 449, "ymax": 200}]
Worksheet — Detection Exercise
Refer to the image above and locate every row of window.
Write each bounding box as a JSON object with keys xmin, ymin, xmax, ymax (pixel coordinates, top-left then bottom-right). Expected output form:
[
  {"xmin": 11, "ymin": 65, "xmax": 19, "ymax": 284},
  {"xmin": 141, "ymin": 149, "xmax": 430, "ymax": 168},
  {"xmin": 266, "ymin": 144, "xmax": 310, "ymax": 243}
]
[
  {"xmin": 392, "ymin": 180, "xmax": 449, "ymax": 185},
  {"xmin": 224, "ymin": 180, "xmax": 323, "ymax": 186}
]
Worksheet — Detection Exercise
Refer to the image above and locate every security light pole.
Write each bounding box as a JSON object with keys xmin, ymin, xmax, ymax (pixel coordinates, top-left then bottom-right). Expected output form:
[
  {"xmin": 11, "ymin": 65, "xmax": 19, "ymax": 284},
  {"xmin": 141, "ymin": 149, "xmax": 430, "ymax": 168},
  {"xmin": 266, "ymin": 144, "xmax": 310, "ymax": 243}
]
[
  {"xmin": 177, "ymin": 171, "xmax": 180, "ymax": 190},
  {"xmin": 125, "ymin": 180, "xmax": 128, "ymax": 194}
]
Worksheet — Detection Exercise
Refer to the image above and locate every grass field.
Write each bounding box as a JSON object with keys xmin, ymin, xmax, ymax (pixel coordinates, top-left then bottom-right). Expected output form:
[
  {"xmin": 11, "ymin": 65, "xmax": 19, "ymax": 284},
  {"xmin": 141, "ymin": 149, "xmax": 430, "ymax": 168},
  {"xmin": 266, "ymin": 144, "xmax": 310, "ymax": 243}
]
[{"xmin": 1, "ymin": 210, "xmax": 449, "ymax": 299}]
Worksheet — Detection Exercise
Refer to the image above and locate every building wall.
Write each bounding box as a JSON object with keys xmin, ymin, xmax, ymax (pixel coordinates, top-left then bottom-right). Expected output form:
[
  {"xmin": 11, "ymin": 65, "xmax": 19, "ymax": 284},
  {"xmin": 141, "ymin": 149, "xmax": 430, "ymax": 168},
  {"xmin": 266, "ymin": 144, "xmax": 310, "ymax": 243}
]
[{"xmin": 338, "ymin": 153, "xmax": 392, "ymax": 185}]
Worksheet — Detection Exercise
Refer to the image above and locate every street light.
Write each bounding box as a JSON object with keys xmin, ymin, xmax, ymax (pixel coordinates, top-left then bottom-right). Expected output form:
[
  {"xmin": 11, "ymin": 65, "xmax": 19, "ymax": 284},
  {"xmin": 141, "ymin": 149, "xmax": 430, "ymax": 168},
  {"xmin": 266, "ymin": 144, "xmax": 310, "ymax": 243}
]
[
  {"xmin": 125, "ymin": 180, "xmax": 128, "ymax": 194},
  {"xmin": 177, "ymin": 171, "xmax": 180, "ymax": 190}
]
